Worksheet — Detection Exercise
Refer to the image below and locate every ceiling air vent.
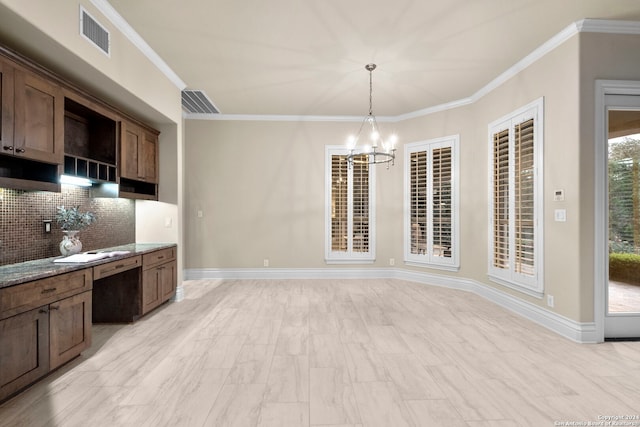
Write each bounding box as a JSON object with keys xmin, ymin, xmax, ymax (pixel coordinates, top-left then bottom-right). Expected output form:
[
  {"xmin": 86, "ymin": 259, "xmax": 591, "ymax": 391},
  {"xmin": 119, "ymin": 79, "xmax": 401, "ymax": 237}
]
[
  {"xmin": 182, "ymin": 90, "xmax": 220, "ymax": 115},
  {"xmin": 80, "ymin": 6, "xmax": 110, "ymax": 56}
]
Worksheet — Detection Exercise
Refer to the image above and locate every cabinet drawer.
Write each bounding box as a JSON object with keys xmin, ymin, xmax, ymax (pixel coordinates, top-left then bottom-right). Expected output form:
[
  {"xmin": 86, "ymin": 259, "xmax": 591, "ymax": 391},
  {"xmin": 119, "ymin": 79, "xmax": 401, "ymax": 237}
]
[
  {"xmin": 142, "ymin": 247, "xmax": 176, "ymax": 269},
  {"xmin": 93, "ymin": 256, "xmax": 141, "ymax": 280},
  {"xmin": 0, "ymin": 269, "xmax": 92, "ymax": 320}
]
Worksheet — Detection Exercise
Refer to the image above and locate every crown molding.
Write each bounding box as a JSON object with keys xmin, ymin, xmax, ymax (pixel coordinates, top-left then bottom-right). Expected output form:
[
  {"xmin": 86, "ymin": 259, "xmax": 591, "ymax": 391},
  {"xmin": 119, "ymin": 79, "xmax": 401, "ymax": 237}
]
[
  {"xmin": 183, "ymin": 112, "xmax": 399, "ymax": 122},
  {"xmin": 90, "ymin": 0, "xmax": 186, "ymax": 90},
  {"xmin": 578, "ymin": 18, "xmax": 640, "ymax": 34}
]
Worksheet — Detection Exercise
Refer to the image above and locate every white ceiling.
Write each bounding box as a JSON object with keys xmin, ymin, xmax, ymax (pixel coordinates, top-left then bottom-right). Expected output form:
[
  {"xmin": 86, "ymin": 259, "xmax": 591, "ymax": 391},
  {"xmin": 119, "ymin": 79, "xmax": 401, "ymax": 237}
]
[{"xmin": 107, "ymin": 0, "xmax": 640, "ymax": 117}]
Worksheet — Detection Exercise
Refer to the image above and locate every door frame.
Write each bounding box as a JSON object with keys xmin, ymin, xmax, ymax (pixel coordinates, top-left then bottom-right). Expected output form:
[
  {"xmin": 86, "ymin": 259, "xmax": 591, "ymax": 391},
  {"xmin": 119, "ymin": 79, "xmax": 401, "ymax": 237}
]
[{"xmin": 594, "ymin": 80, "xmax": 640, "ymax": 342}]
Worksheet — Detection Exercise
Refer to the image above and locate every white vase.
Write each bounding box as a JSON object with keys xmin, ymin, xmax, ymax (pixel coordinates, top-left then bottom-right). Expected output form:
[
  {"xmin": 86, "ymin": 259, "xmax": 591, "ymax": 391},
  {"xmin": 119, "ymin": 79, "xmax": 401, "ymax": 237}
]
[{"xmin": 60, "ymin": 230, "xmax": 83, "ymax": 256}]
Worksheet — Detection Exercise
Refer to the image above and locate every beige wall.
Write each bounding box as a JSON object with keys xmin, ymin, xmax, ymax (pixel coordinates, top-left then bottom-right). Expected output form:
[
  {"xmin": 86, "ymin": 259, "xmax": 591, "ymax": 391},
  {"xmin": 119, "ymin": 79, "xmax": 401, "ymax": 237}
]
[
  {"xmin": 186, "ymin": 120, "xmax": 358, "ymax": 268},
  {"xmin": 184, "ymin": 34, "xmax": 587, "ymax": 321}
]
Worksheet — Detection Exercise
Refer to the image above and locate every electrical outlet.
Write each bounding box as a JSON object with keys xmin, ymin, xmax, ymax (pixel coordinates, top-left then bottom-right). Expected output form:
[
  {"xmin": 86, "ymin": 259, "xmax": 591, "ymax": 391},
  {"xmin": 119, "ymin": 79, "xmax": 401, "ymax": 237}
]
[
  {"xmin": 197, "ymin": 210, "xmax": 203, "ymax": 218},
  {"xmin": 263, "ymin": 259, "xmax": 269, "ymax": 267},
  {"xmin": 389, "ymin": 258, "xmax": 395, "ymax": 266},
  {"xmin": 547, "ymin": 294, "xmax": 554, "ymax": 308}
]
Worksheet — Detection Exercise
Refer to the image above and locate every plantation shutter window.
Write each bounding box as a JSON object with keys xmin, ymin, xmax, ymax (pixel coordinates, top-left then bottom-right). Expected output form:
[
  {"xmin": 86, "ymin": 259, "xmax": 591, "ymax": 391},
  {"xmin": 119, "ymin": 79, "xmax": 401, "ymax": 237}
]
[
  {"xmin": 404, "ymin": 136, "xmax": 459, "ymax": 270},
  {"xmin": 325, "ymin": 148, "xmax": 376, "ymax": 263},
  {"xmin": 410, "ymin": 150, "xmax": 428, "ymax": 255},
  {"xmin": 493, "ymin": 129, "xmax": 510, "ymax": 270},
  {"xmin": 432, "ymin": 146, "xmax": 453, "ymax": 258},
  {"xmin": 488, "ymin": 99, "xmax": 543, "ymax": 296},
  {"xmin": 352, "ymin": 157, "xmax": 370, "ymax": 253},
  {"xmin": 331, "ymin": 155, "xmax": 348, "ymax": 252},
  {"xmin": 514, "ymin": 119, "xmax": 535, "ymax": 276}
]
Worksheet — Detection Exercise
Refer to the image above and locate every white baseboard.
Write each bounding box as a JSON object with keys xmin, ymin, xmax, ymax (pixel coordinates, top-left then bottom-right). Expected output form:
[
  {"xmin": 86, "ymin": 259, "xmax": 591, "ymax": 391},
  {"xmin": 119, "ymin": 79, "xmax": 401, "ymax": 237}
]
[{"xmin": 183, "ymin": 267, "xmax": 597, "ymax": 343}]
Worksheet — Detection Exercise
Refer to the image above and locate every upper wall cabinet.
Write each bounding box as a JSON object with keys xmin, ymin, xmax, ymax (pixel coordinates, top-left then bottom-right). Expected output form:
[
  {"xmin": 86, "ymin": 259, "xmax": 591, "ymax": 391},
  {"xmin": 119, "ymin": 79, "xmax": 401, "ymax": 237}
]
[
  {"xmin": 13, "ymin": 67, "xmax": 64, "ymax": 164},
  {"xmin": 0, "ymin": 59, "xmax": 13, "ymax": 156},
  {"xmin": 63, "ymin": 94, "xmax": 118, "ymax": 184},
  {"xmin": 119, "ymin": 119, "xmax": 159, "ymax": 200},
  {"xmin": 0, "ymin": 43, "xmax": 161, "ymax": 198},
  {"xmin": 0, "ymin": 56, "xmax": 62, "ymax": 192}
]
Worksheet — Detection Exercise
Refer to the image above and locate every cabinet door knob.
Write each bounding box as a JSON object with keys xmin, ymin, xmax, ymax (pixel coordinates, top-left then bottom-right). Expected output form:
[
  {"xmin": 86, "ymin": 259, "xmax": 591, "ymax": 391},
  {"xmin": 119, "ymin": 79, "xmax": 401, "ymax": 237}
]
[
  {"xmin": 39, "ymin": 308, "xmax": 49, "ymax": 314},
  {"xmin": 15, "ymin": 148, "xmax": 26, "ymax": 153},
  {"xmin": 50, "ymin": 305, "xmax": 60, "ymax": 311},
  {"xmin": 2, "ymin": 145, "xmax": 13, "ymax": 151}
]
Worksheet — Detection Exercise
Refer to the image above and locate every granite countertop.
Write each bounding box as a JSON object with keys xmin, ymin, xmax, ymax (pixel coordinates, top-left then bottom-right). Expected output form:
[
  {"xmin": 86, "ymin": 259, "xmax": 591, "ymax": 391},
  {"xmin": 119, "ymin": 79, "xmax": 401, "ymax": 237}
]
[{"xmin": 0, "ymin": 243, "xmax": 176, "ymax": 289}]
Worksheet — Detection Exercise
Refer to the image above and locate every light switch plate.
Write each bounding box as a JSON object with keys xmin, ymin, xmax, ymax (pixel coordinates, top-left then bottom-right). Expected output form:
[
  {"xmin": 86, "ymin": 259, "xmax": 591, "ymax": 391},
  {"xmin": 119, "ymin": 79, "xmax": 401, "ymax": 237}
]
[{"xmin": 554, "ymin": 209, "xmax": 566, "ymax": 222}]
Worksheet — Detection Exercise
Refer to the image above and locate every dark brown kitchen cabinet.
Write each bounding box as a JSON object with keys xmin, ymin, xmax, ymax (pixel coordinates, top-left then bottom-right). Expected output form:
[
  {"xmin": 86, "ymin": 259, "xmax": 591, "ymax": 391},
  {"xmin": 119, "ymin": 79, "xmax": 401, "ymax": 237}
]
[
  {"xmin": 119, "ymin": 119, "xmax": 159, "ymax": 200},
  {"xmin": 0, "ymin": 59, "xmax": 14, "ymax": 156},
  {"xmin": 49, "ymin": 291, "xmax": 92, "ymax": 370},
  {"xmin": 0, "ymin": 56, "xmax": 63, "ymax": 191},
  {"xmin": 121, "ymin": 119, "xmax": 158, "ymax": 181},
  {"xmin": 13, "ymin": 67, "xmax": 64, "ymax": 164},
  {"xmin": 141, "ymin": 267, "xmax": 162, "ymax": 315},
  {"xmin": 141, "ymin": 247, "xmax": 177, "ymax": 315},
  {"xmin": 1, "ymin": 44, "xmax": 165, "ymax": 196},
  {"xmin": 142, "ymin": 259, "xmax": 176, "ymax": 314},
  {"xmin": 0, "ymin": 269, "xmax": 92, "ymax": 402},
  {"xmin": 0, "ymin": 58, "xmax": 63, "ymax": 164},
  {"xmin": 0, "ymin": 307, "xmax": 49, "ymax": 402}
]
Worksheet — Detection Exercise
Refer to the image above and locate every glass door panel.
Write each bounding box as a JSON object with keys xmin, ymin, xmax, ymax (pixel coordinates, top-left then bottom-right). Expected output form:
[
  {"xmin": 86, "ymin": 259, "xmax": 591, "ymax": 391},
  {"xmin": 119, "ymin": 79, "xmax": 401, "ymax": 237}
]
[{"xmin": 606, "ymin": 98, "xmax": 640, "ymax": 338}]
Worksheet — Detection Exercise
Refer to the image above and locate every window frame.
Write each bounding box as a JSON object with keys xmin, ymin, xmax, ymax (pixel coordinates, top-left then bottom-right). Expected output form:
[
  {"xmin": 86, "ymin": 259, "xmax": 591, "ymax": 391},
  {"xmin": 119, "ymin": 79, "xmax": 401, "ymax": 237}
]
[
  {"xmin": 325, "ymin": 146, "xmax": 376, "ymax": 264},
  {"xmin": 403, "ymin": 135, "xmax": 460, "ymax": 271},
  {"xmin": 487, "ymin": 98, "xmax": 544, "ymax": 297}
]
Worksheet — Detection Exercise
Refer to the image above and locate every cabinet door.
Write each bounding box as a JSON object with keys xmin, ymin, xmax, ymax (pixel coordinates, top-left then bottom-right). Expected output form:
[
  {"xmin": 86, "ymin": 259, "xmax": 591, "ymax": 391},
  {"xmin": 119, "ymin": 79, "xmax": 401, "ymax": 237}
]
[
  {"xmin": 120, "ymin": 120, "xmax": 141, "ymax": 180},
  {"xmin": 0, "ymin": 59, "xmax": 14, "ymax": 156},
  {"xmin": 160, "ymin": 261, "xmax": 177, "ymax": 302},
  {"xmin": 49, "ymin": 291, "xmax": 92, "ymax": 370},
  {"xmin": 0, "ymin": 307, "xmax": 49, "ymax": 401},
  {"xmin": 141, "ymin": 129, "xmax": 158, "ymax": 183},
  {"xmin": 141, "ymin": 267, "xmax": 161, "ymax": 315},
  {"xmin": 121, "ymin": 121, "xmax": 158, "ymax": 183},
  {"xmin": 13, "ymin": 69, "xmax": 63, "ymax": 164}
]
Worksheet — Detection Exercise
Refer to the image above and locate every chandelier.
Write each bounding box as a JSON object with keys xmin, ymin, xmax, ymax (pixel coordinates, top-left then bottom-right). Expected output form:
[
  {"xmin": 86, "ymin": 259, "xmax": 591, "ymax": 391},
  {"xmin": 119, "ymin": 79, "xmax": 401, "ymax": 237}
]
[{"xmin": 346, "ymin": 63, "xmax": 397, "ymax": 169}]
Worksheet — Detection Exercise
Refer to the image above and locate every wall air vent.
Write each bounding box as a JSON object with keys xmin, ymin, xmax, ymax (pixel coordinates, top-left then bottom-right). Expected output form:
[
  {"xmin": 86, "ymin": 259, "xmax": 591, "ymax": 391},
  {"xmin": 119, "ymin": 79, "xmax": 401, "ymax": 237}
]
[
  {"xmin": 80, "ymin": 6, "xmax": 110, "ymax": 56},
  {"xmin": 182, "ymin": 90, "xmax": 220, "ymax": 115}
]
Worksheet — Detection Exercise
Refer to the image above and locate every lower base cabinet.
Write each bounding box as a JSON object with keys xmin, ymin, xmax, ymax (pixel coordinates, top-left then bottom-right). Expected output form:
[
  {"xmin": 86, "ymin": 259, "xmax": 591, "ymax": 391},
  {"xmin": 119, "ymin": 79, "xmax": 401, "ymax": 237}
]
[
  {"xmin": 1, "ymin": 246, "xmax": 177, "ymax": 402},
  {"xmin": 92, "ymin": 247, "xmax": 177, "ymax": 322},
  {"xmin": 0, "ymin": 308, "xmax": 49, "ymax": 401},
  {"xmin": 50, "ymin": 291, "xmax": 92, "ymax": 370},
  {"xmin": 142, "ymin": 259, "xmax": 177, "ymax": 315},
  {"xmin": 0, "ymin": 269, "xmax": 92, "ymax": 402}
]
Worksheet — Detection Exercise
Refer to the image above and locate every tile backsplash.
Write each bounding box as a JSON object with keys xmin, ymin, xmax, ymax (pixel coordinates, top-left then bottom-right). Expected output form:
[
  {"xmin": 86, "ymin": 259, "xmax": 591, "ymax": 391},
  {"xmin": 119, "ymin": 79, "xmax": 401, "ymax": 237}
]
[{"xmin": 0, "ymin": 186, "xmax": 135, "ymax": 266}]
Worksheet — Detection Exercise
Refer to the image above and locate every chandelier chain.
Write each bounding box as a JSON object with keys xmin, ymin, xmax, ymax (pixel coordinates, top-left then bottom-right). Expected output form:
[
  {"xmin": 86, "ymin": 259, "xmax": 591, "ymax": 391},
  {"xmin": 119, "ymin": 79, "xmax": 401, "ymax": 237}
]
[{"xmin": 369, "ymin": 67, "xmax": 373, "ymax": 116}]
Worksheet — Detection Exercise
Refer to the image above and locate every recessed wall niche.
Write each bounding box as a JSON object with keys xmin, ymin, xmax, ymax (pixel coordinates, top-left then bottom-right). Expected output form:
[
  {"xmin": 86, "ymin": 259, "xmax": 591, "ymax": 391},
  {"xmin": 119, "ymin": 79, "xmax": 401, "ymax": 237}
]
[{"xmin": 0, "ymin": 186, "xmax": 135, "ymax": 266}]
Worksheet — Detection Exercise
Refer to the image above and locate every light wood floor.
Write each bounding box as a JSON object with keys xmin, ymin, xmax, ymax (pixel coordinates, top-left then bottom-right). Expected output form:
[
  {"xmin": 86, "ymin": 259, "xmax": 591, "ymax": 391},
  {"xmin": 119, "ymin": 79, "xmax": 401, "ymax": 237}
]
[{"xmin": 1, "ymin": 279, "xmax": 640, "ymax": 427}]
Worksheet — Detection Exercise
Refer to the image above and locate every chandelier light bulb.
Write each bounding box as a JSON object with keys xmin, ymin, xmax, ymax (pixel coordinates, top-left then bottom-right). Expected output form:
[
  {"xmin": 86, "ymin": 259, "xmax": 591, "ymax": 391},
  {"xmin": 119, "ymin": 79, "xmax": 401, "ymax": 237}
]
[
  {"xmin": 346, "ymin": 135, "xmax": 357, "ymax": 149},
  {"xmin": 389, "ymin": 134, "xmax": 398, "ymax": 149}
]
